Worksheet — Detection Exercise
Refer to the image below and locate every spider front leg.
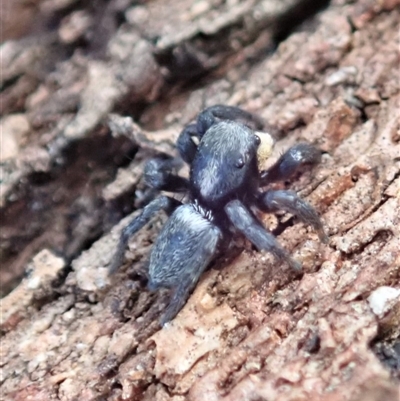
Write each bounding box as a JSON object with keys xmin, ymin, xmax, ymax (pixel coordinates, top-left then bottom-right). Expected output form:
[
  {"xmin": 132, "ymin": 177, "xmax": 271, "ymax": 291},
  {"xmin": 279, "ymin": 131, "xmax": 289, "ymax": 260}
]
[
  {"xmin": 177, "ymin": 123, "xmax": 199, "ymax": 163},
  {"xmin": 260, "ymin": 143, "xmax": 321, "ymax": 185},
  {"xmin": 225, "ymin": 199, "xmax": 301, "ymax": 272},
  {"xmin": 109, "ymin": 196, "xmax": 181, "ymax": 275},
  {"xmin": 258, "ymin": 190, "xmax": 328, "ymax": 243},
  {"xmin": 144, "ymin": 156, "xmax": 189, "ymax": 192},
  {"xmin": 196, "ymin": 105, "xmax": 264, "ymax": 136}
]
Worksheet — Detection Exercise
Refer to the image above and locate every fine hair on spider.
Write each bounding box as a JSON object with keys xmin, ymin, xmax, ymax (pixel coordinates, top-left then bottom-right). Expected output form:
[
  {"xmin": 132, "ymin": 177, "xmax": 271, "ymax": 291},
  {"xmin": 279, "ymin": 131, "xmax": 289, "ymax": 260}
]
[{"xmin": 110, "ymin": 105, "xmax": 327, "ymax": 326}]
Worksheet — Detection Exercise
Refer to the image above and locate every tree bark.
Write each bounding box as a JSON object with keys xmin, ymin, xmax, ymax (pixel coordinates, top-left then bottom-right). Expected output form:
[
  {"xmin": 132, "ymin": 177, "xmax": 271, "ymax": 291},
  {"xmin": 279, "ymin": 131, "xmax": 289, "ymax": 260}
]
[{"xmin": 1, "ymin": 0, "xmax": 399, "ymax": 400}]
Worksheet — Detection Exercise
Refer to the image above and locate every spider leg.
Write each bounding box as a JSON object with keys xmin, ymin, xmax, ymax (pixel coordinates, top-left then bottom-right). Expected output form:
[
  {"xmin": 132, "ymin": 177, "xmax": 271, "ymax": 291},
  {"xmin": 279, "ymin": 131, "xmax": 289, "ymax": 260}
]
[
  {"xmin": 177, "ymin": 123, "xmax": 199, "ymax": 163},
  {"xmin": 160, "ymin": 273, "xmax": 200, "ymax": 326},
  {"xmin": 260, "ymin": 143, "xmax": 321, "ymax": 185},
  {"xmin": 197, "ymin": 105, "xmax": 264, "ymax": 137},
  {"xmin": 258, "ymin": 190, "xmax": 328, "ymax": 243},
  {"xmin": 225, "ymin": 199, "xmax": 301, "ymax": 272},
  {"xmin": 144, "ymin": 156, "xmax": 189, "ymax": 192},
  {"xmin": 109, "ymin": 196, "xmax": 181, "ymax": 275}
]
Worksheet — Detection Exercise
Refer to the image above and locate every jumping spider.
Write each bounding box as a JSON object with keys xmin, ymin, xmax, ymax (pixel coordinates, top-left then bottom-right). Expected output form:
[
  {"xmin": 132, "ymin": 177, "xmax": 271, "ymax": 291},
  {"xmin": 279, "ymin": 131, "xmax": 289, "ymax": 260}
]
[{"xmin": 110, "ymin": 105, "xmax": 327, "ymax": 325}]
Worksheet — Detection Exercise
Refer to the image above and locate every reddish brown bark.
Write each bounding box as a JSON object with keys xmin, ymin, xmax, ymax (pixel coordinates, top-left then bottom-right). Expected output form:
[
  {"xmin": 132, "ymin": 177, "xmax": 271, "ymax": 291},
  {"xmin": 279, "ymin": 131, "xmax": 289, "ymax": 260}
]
[{"xmin": 1, "ymin": 1, "xmax": 399, "ymax": 400}]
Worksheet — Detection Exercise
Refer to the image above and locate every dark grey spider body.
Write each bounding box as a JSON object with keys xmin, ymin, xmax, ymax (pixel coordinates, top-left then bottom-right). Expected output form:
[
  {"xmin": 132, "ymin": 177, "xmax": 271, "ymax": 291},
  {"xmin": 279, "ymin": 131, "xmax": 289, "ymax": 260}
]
[{"xmin": 110, "ymin": 105, "xmax": 327, "ymax": 325}]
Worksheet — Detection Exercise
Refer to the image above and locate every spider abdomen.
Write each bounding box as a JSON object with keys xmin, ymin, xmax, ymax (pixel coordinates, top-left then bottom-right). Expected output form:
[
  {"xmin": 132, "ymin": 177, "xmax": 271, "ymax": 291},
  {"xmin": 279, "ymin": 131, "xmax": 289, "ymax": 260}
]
[{"xmin": 148, "ymin": 204, "xmax": 221, "ymax": 291}]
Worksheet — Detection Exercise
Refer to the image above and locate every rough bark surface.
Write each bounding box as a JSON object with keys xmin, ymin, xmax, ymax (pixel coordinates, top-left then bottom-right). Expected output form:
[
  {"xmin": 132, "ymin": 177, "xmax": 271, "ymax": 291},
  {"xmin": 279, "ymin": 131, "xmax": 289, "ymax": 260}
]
[{"xmin": 1, "ymin": 0, "xmax": 399, "ymax": 400}]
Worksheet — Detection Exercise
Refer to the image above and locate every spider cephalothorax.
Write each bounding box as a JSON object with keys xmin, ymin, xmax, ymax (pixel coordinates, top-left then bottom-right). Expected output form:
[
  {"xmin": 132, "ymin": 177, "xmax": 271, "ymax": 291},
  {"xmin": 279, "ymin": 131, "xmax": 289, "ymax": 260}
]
[{"xmin": 110, "ymin": 105, "xmax": 327, "ymax": 325}]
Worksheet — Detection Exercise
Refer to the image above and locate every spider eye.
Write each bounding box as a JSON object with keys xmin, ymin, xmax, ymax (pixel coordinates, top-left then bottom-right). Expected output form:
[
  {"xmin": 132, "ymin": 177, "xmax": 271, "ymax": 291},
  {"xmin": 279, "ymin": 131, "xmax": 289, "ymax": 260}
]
[
  {"xmin": 235, "ymin": 152, "xmax": 249, "ymax": 168},
  {"xmin": 235, "ymin": 157, "xmax": 245, "ymax": 168},
  {"xmin": 254, "ymin": 135, "xmax": 261, "ymax": 145}
]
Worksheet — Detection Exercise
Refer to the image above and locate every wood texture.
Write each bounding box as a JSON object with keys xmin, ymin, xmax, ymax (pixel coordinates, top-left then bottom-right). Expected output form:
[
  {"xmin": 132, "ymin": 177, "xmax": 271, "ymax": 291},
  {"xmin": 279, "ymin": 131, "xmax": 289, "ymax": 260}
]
[{"xmin": 1, "ymin": 0, "xmax": 399, "ymax": 400}]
